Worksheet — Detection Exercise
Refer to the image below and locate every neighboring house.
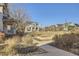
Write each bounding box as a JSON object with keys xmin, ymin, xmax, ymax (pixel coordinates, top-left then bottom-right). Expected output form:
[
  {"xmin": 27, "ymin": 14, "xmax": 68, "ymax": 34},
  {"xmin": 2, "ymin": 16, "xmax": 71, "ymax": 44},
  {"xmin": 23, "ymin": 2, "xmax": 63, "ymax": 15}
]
[
  {"xmin": 44, "ymin": 25, "xmax": 56, "ymax": 31},
  {"xmin": 63, "ymin": 22, "xmax": 79, "ymax": 31},
  {"xmin": 0, "ymin": 3, "xmax": 17, "ymax": 35},
  {"xmin": 0, "ymin": 4, "xmax": 4, "ymax": 31},
  {"xmin": 44, "ymin": 22, "xmax": 79, "ymax": 31},
  {"xmin": 0, "ymin": 18, "xmax": 3, "ymax": 31},
  {"xmin": 0, "ymin": 3, "xmax": 39, "ymax": 35},
  {"xmin": 24, "ymin": 21, "xmax": 39, "ymax": 33},
  {"xmin": 55, "ymin": 24, "xmax": 64, "ymax": 31},
  {"xmin": 3, "ymin": 18, "xmax": 17, "ymax": 35}
]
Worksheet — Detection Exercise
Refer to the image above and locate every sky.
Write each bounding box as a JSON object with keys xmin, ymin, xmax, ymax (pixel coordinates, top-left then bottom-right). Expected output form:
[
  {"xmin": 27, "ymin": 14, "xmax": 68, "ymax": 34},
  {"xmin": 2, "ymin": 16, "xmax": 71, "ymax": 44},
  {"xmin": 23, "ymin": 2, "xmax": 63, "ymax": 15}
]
[{"xmin": 10, "ymin": 3, "xmax": 79, "ymax": 27}]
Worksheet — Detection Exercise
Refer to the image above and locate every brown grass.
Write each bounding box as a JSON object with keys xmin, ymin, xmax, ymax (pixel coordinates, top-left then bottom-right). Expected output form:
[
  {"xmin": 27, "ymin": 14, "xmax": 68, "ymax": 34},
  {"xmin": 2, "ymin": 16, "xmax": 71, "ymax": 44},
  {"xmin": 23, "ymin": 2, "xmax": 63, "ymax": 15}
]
[
  {"xmin": 51, "ymin": 32, "xmax": 79, "ymax": 55},
  {"xmin": 1, "ymin": 36, "xmax": 19, "ymax": 55},
  {"xmin": 0, "ymin": 30, "xmax": 79, "ymax": 55},
  {"xmin": 0, "ymin": 34, "xmax": 34, "ymax": 55}
]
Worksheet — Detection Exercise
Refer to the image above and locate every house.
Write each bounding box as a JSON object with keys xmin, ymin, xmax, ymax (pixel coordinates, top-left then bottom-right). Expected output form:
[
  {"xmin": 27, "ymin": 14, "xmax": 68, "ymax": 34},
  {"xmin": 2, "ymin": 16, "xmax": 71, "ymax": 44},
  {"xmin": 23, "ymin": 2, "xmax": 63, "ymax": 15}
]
[
  {"xmin": 24, "ymin": 21, "xmax": 39, "ymax": 33},
  {"xmin": 0, "ymin": 3, "xmax": 17, "ymax": 35},
  {"xmin": 63, "ymin": 22, "xmax": 77, "ymax": 31},
  {"xmin": 0, "ymin": 3, "xmax": 40, "ymax": 36},
  {"xmin": 44, "ymin": 22, "xmax": 79, "ymax": 31},
  {"xmin": 3, "ymin": 18, "xmax": 17, "ymax": 35},
  {"xmin": 55, "ymin": 24, "xmax": 64, "ymax": 31}
]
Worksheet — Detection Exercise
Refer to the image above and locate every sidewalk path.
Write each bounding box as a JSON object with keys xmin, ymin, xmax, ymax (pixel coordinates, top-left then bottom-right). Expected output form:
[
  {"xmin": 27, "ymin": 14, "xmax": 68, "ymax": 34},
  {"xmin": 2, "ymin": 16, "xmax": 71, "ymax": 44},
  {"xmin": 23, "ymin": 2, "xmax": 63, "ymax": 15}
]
[{"xmin": 35, "ymin": 45, "xmax": 77, "ymax": 56}]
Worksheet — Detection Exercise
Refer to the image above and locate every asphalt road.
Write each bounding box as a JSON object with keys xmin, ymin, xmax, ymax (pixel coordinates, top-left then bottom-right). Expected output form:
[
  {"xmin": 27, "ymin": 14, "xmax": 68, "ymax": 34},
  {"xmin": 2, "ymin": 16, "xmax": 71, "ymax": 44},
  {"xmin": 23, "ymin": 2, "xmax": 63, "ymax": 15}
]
[{"xmin": 34, "ymin": 45, "xmax": 77, "ymax": 56}]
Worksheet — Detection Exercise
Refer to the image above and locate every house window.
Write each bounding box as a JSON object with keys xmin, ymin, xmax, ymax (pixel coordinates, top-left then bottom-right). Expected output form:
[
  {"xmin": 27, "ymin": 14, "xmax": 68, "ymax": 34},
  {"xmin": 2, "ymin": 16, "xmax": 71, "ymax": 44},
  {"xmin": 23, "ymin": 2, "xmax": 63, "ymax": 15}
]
[
  {"xmin": 7, "ymin": 25, "xmax": 11, "ymax": 31},
  {"xmin": 27, "ymin": 27, "xmax": 31, "ymax": 31}
]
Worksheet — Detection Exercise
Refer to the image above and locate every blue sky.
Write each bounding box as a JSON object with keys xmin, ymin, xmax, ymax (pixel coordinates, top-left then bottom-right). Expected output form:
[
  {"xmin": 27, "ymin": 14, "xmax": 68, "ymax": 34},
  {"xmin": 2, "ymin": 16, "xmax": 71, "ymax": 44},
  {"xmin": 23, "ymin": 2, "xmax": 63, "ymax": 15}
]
[{"xmin": 11, "ymin": 3, "xmax": 79, "ymax": 26}]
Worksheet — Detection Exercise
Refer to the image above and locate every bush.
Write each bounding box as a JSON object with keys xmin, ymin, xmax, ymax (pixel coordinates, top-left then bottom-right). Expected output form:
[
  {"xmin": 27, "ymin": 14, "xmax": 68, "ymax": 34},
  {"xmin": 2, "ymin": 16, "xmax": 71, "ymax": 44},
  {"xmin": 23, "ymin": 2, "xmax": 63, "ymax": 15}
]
[
  {"xmin": 0, "ymin": 35, "xmax": 33, "ymax": 55},
  {"xmin": 53, "ymin": 33, "xmax": 79, "ymax": 50},
  {"xmin": 1, "ymin": 36, "xmax": 19, "ymax": 55}
]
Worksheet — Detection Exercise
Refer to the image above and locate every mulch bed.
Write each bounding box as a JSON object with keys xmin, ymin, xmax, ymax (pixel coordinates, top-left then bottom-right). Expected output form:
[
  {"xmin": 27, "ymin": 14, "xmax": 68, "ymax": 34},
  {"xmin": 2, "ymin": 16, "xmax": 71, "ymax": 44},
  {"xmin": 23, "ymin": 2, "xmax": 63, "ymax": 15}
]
[{"xmin": 15, "ymin": 47, "xmax": 48, "ymax": 56}]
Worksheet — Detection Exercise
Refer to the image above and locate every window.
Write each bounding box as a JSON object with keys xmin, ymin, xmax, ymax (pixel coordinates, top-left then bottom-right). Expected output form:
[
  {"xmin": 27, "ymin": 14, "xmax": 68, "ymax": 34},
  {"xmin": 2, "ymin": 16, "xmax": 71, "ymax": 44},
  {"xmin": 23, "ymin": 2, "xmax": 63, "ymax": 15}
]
[{"xmin": 7, "ymin": 25, "xmax": 11, "ymax": 31}]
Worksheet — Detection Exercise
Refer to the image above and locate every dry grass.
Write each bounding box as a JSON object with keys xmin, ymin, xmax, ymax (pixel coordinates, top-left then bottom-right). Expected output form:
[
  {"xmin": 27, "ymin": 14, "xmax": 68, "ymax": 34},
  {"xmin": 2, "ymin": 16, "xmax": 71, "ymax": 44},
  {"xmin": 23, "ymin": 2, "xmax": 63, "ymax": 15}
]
[
  {"xmin": 0, "ymin": 35, "xmax": 34, "ymax": 55},
  {"xmin": 50, "ymin": 32, "xmax": 79, "ymax": 55},
  {"xmin": 21, "ymin": 35, "xmax": 33, "ymax": 46},
  {"xmin": 1, "ymin": 36, "xmax": 19, "ymax": 55},
  {"xmin": 33, "ymin": 30, "xmax": 79, "ymax": 55},
  {"xmin": 31, "ymin": 31, "xmax": 54, "ymax": 37},
  {"xmin": 31, "ymin": 31, "xmax": 71, "ymax": 36},
  {"xmin": 0, "ymin": 30, "xmax": 79, "ymax": 55}
]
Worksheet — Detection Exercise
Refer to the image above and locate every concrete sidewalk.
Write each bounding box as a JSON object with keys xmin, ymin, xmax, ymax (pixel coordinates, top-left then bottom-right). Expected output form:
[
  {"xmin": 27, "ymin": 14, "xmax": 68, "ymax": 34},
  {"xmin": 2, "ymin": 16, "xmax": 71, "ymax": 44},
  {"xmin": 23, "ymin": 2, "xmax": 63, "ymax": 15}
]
[{"xmin": 35, "ymin": 45, "xmax": 77, "ymax": 56}]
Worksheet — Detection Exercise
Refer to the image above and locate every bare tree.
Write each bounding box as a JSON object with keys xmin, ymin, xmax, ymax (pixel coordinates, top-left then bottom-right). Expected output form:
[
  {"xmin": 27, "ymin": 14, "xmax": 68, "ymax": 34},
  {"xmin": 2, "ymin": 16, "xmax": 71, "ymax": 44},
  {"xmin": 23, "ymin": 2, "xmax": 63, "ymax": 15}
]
[{"xmin": 9, "ymin": 8, "xmax": 31, "ymax": 34}]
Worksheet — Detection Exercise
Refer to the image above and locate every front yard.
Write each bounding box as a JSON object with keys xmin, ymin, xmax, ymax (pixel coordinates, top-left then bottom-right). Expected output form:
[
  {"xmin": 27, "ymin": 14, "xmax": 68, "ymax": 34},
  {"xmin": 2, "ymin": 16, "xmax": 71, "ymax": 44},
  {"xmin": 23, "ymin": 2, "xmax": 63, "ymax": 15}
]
[{"xmin": 0, "ymin": 31, "xmax": 78, "ymax": 55}]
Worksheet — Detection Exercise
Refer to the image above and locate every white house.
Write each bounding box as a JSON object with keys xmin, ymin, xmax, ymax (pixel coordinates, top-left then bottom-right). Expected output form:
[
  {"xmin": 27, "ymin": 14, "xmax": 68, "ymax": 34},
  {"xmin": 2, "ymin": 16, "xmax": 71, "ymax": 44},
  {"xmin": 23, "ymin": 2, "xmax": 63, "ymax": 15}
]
[{"xmin": 24, "ymin": 22, "xmax": 39, "ymax": 33}]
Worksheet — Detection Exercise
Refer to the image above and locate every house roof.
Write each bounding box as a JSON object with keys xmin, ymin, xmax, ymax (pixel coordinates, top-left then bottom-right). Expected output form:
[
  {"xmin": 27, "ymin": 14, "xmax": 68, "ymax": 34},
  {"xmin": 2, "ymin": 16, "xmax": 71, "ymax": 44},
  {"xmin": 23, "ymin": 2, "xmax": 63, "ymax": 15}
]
[{"xmin": 25, "ymin": 20, "xmax": 38, "ymax": 25}]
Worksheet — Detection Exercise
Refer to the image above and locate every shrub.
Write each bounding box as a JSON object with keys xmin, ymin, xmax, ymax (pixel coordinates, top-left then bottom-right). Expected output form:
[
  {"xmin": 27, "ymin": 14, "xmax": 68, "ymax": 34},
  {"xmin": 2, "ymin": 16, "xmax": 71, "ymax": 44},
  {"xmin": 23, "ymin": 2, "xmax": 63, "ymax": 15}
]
[
  {"xmin": 0, "ymin": 34, "xmax": 37, "ymax": 55},
  {"xmin": 21, "ymin": 35, "xmax": 33, "ymax": 46},
  {"xmin": 53, "ymin": 33, "xmax": 79, "ymax": 50},
  {"xmin": 1, "ymin": 36, "xmax": 19, "ymax": 55}
]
